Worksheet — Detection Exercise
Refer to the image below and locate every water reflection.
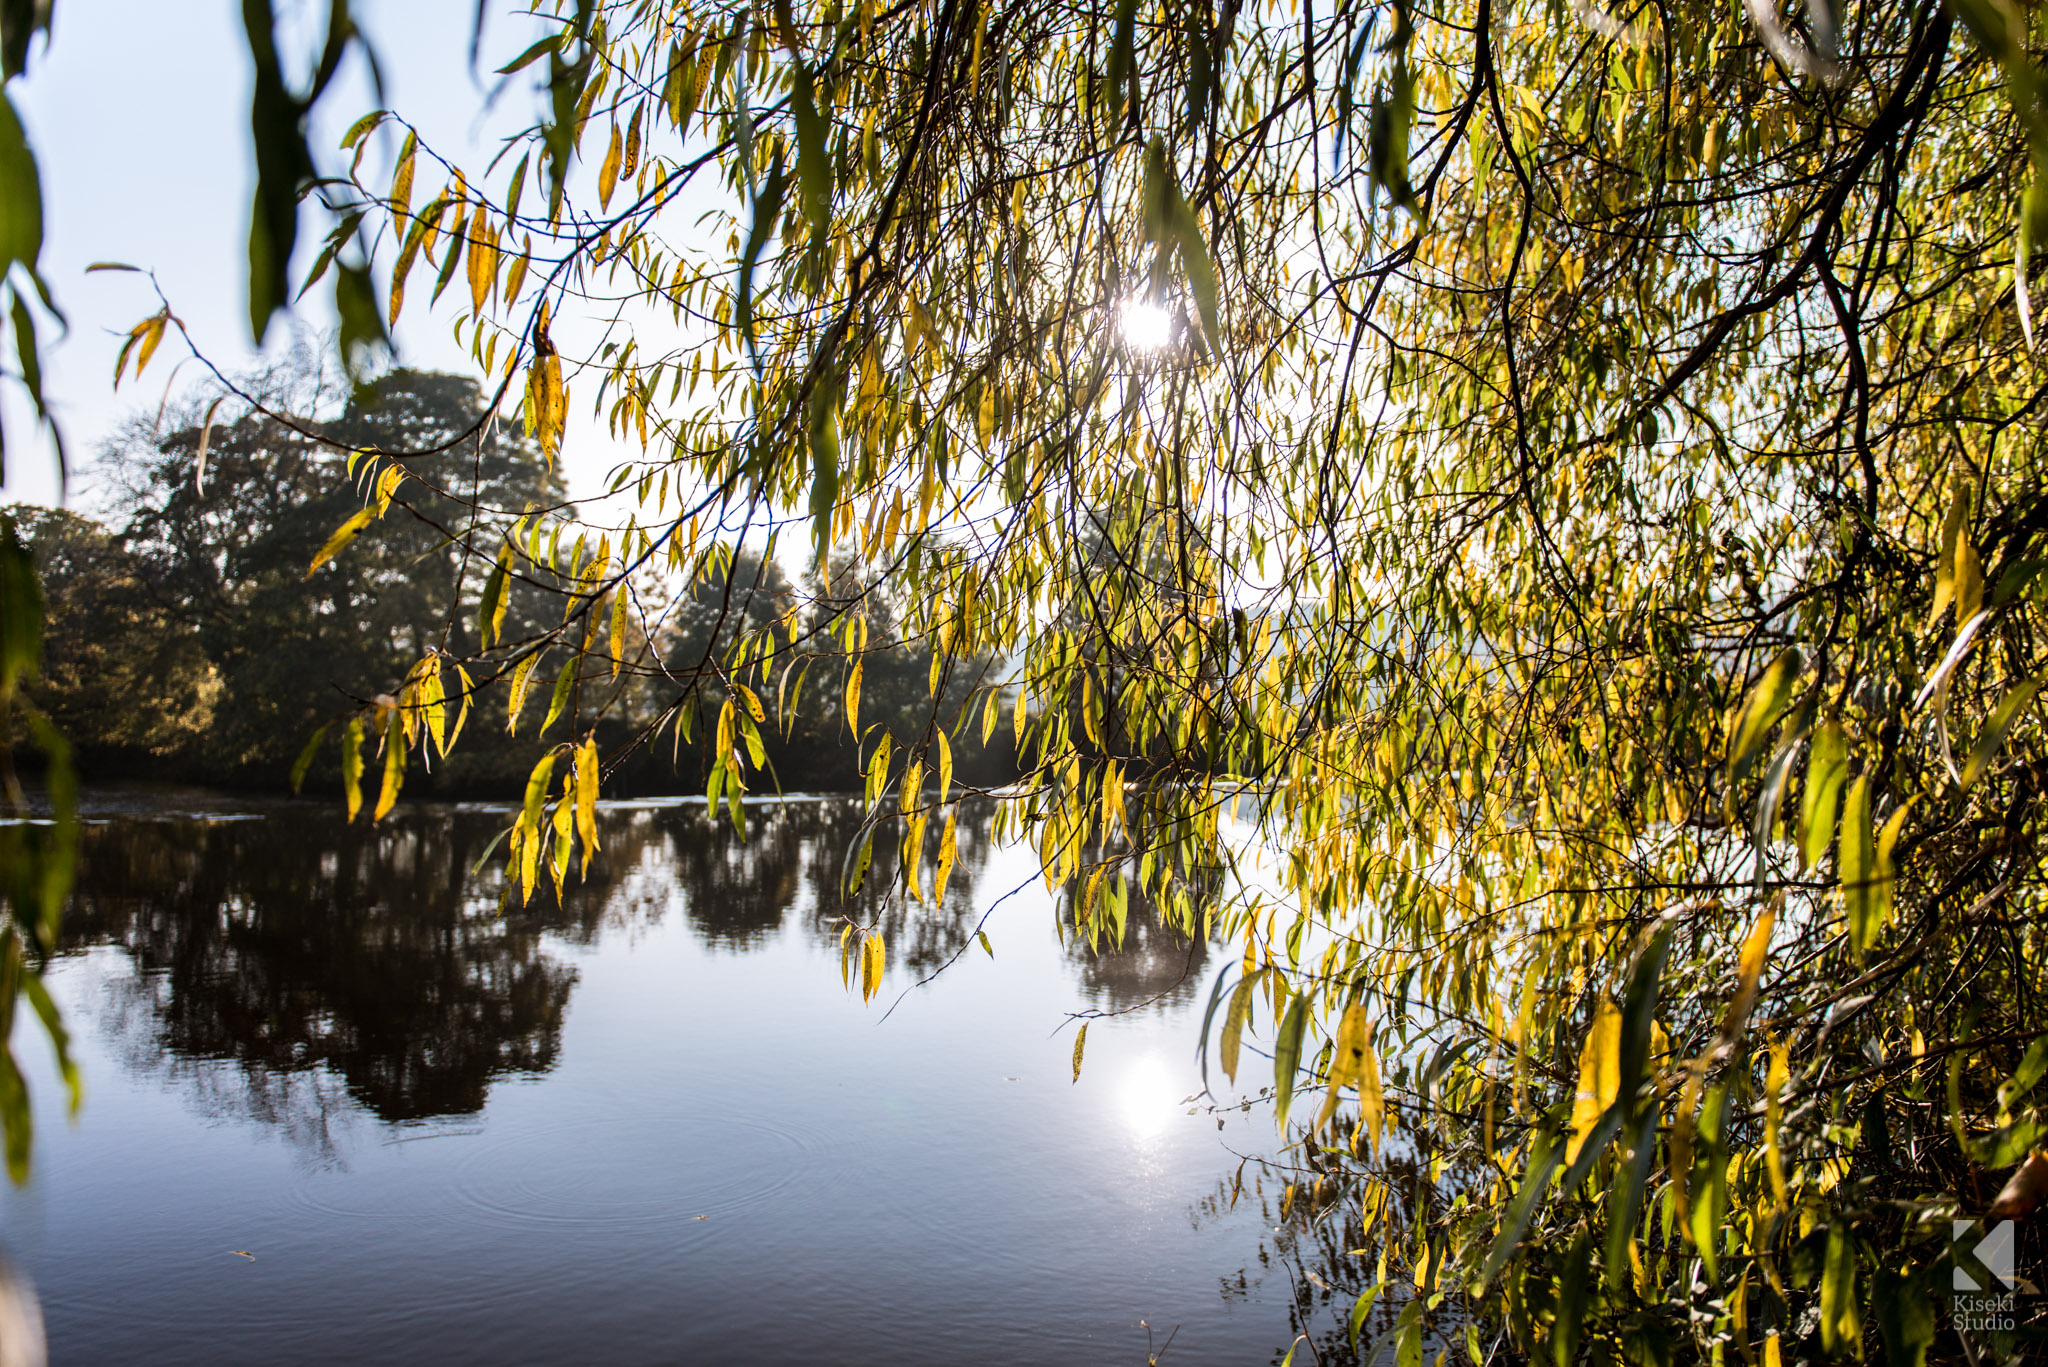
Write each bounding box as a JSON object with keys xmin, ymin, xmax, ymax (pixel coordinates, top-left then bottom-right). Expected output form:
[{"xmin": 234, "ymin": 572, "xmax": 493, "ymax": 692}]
[{"xmin": 59, "ymin": 798, "xmax": 1201, "ymax": 1140}]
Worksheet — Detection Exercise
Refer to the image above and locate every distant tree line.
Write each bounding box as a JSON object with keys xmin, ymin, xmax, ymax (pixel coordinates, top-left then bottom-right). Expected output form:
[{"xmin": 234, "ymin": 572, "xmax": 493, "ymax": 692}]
[{"xmin": 9, "ymin": 366, "xmax": 1016, "ymax": 798}]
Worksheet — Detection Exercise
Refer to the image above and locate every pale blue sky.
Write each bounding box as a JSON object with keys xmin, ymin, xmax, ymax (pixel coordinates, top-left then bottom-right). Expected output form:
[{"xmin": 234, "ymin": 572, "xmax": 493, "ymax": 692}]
[{"xmin": 0, "ymin": 0, "xmax": 597, "ymax": 510}]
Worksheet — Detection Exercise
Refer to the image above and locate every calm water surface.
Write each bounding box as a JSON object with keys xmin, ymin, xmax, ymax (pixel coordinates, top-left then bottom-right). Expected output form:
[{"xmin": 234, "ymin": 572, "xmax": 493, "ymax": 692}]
[{"xmin": 1, "ymin": 793, "xmax": 1341, "ymax": 1365}]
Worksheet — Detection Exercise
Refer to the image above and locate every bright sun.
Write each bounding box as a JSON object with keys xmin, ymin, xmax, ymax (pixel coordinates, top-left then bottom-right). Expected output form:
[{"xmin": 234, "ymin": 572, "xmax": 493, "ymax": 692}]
[{"xmin": 1120, "ymin": 300, "xmax": 1174, "ymax": 352}]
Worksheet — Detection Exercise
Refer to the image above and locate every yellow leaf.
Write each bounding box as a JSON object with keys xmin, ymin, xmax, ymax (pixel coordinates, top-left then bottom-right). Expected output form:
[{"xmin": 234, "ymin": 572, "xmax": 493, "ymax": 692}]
[
  {"xmin": 1356, "ymin": 1037, "xmax": 1385, "ymax": 1154},
  {"xmin": 735, "ymin": 682, "xmax": 765, "ymax": 723},
  {"xmin": 390, "ymin": 130, "xmax": 416, "ymax": 219},
  {"xmin": 1956, "ymin": 537, "xmax": 1985, "ymax": 626},
  {"xmin": 449, "ymin": 665, "xmax": 474, "ymax": 751},
  {"xmin": 1220, "ymin": 971, "xmax": 1259, "ymax": 1084},
  {"xmin": 518, "ymin": 754, "xmax": 557, "ymax": 904},
  {"xmin": 375, "ymin": 715, "xmax": 405, "ymax": 821},
  {"xmin": 1567, "ymin": 1001, "xmax": 1622, "ymax": 1163},
  {"xmin": 1724, "ymin": 896, "xmax": 1777, "ymax": 1042},
  {"xmin": 340, "ymin": 718, "xmax": 365, "ymax": 822},
  {"xmin": 1764, "ymin": 1038, "xmax": 1790, "ymax": 1211},
  {"xmin": 1963, "ymin": 680, "xmax": 2042, "ymax": 789},
  {"xmin": 609, "ymin": 585, "xmax": 628, "ymax": 677},
  {"xmin": 1928, "ymin": 484, "xmax": 1969, "ymax": 627},
  {"xmin": 1317, "ymin": 1002, "xmax": 1370, "ymax": 1135},
  {"xmin": 549, "ymin": 778, "xmax": 576, "ymax": 900},
  {"xmin": 1071, "ymin": 1021, "xmax": 1088, "ymax": 1083},
  {"xmin": 306, "ymin": 507, "xmax": 375, "ymax": 578},
  {"xmin": 576, "ymin": 739, "xmax": 600, "ymax": 876},
  {"xmin": 1874, "ymin": 799, "xmax": 1911, "ymax": 933},
  {"xmin": 422, "ymin": 663, "xmax": 447, "ymax": 757},
  {"xmin": 507, "ymin": 651, "xmax": 545, "ymax": 735},
  {"xmin": 1725, "ymin": 651, "xmax": 1798, "ymax": 775},
  {"xmin": 845, "ymin": 660, "xmax": 863, "ymax": 737},
  {"xmin": 933, "ymin": 811, "xmax": 958, "ymax": 905},
  {"xmin": 504, "ymin": 235, "xmax": 532, "ymax": 305},
  {"xmin": 128, "ymin": 312, "xmax": 168, "ymax": 383},
  {"xmin": 598, "ymin": 121, "xmax": 623, "ymax": 210},
  {"xmin": 935, "ymin": 729, "xmax": 953, "ymax": 804},
  {"xmin": 465, "ymin": 204, "xmax": 495, "ymax": 314},
  {"xmin": 861, "ymin": 932, "xmax": 885, "ymax": 1003}
]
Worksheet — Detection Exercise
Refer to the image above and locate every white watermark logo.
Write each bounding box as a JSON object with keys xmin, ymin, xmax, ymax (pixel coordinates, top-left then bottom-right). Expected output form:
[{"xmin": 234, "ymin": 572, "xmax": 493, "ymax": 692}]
[
  {"xmin": 1955, "ymin": 1220, "xmax": 2016, "ymax": 1292},
  {"xmin": 1954, "ymin": 1220, "xmax": 2019, "ymax": 1334}
]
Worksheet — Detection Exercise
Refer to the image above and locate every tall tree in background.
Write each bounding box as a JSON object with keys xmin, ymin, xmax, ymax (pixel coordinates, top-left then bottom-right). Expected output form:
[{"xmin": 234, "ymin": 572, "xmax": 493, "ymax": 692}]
[{"xmin": 83, "ymin": 366, "xmax": 568, "ymax": 787}]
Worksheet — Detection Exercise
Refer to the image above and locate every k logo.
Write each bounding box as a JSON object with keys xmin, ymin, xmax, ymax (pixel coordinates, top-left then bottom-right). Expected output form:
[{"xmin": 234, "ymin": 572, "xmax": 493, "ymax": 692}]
[{"xmin": 1955, "ymin": 1220, "xmax": 2017, "ymax": 1292}]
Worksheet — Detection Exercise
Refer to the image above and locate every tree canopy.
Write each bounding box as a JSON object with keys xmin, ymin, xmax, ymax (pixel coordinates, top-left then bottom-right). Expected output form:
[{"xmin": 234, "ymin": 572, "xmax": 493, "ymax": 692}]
[{"xmin": 7, "ymin": 0, "xmax": 2048, "ymax": 1359}]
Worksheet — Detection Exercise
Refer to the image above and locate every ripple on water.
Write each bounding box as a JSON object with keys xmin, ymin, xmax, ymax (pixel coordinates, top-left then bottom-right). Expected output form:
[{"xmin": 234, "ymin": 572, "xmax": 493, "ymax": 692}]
[{"xmin": 445, "ymin": 1111, "xmax": 823, "ymax": 1233}]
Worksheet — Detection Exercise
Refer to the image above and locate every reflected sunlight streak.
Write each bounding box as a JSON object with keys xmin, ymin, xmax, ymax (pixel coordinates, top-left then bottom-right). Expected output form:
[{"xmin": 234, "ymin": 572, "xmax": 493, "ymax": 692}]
[{"xmin": 1116, "ymin": 1052, "xmax": 1182, "ymax": 1140}]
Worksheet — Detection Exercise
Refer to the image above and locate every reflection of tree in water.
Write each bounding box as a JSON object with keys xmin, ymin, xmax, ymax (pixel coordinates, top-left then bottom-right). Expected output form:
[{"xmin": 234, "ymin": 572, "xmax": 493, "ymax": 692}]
[
  {"xmin": 64, "ymin": 811, "xmax": 576, "ymax": 1128},
  {"xmin": 1052, "ymin": 853, "xmax": 1217, "ymax": 1015},
  {"xmin": 55, "ymin": 798, "xmax": 1010, "ymax": 1144},
  {"xmin": 792, "ymin": 798, "xmax": 1002, "ymax": 975},
  {"xmin": 1065, "ymin": 908, "xmax": 1211, "ymax": 1014},
  {"xmin": 1196, "ymin": 1143, "xmax": 1433, "ymax": 1365}
]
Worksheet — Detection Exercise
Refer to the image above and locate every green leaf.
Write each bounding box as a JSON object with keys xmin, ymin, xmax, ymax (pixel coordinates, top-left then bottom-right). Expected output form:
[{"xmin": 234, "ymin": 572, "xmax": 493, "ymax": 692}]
[
  {"xmin": 1841, "ymin": 774, "xmax": 1880, "ymax": 954},
  {"xmin": 1272, "ymin": 986, "xmax": 1309, "ymax": 1131},
  {"xmin": 479, "ymin": 545, "xmax": 511, "ymax": 646},
  {"xmin": 1, "ymin": 0, "xmax": 55, "ymax": 81},
  {"xmin": 496, "ymin": 32, "xmax": 562, "ymax": 75},
  {"xmin": 736, "ymin": 154, "xmax": 786, "ymax": 344},
  {"xmin": 1617, "ymin": 925, "xmax": 1672, "ymax": 1103},
  {"xmin": 0, "ymin": 512, "xmax": 42, "ymax": 693},
  {"xmin": 1800, "ymin": 720, "xmax": 1848, "ymax": 869},
  {"xmin": 1605, "ymin": 1107, "xmax": 1658, "ymax": 1276},
  {"xmin": 1820, "ymin": 1221, "xmax": 1860, "ymax": 1357},
  {"xmin": 1874, "ymin": 1265, "xmax": 1935, "ymax": 1367},
  {"xmin": 0, "ymin": 90, "xmax": 42, "ymax": 274},
  {"xmin": 289, "ymin": 722, "xmax": 331, "ymax": 794},
  {"xmin": 1727, "ymin": 650, "xmax": 1800, "ymax": 779},
  {"xmin": 1346, "ymin": 1279, "xmax": 1384, "ymax": 1357},
  {"xmin": 241, "ymin": 0, "xmax": 314, "ymax": 342},
  {"xmin": 790, "ymin": 62, "xmax": 831, "ymax": 241},
  {"xmin": 17, "ymin": 970, "xmax": 78, "ymax": 1116},
  {"xmin": 1220, "ymin": 967, "xmax": 1264, "ymax": 1084},
  {"xmin": 541, "ymin": 661, "xmax": 577, "ymax": 735},
  {"xmin": 1477, "ymin": 1127, "xmax": 1562, "ymax": 1289},
  {"xmin": 1550, "ymin": 1229, "xmax": 1592, "ymax": 1367},
  {"xmin": 1962, "ymin": 677, "xmax": 2042, "ymax": 788}
]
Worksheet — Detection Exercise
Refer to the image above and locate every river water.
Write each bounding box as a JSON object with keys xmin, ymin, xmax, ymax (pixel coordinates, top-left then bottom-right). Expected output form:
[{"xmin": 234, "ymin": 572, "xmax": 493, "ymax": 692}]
[{"xmin": 0, "ymin": 793, "xmax": 1355, "ymax": 1365}]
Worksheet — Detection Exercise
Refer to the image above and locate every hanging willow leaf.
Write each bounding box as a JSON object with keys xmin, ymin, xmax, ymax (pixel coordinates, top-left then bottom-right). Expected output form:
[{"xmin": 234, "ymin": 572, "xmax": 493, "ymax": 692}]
[
  {"xmin": 1800, "ymin": 720, "xmax": 1848, "ymax": 869},
  {"xmin": 1726, "ymin": 651, "xmax": 1800, "ymax": 779},
  {"xmin": 1841, "ymin": 776, "xmax": 1882, "ymax": 955},
  {"xmin": 1567, "ymin": 1001, "xmax": 1621, "ymax": 1164},
  {"xmin": 1219, "ymin": 967, "xmax": 1263, "ymax": 1084},
  {"xmin": 1272, "ymin": 988, "xmax": 1308, "ymax": 1131},
  {"xmin": 306, "ymin": 507, "xmax": 375, "ymax": 578},
  {"xmin": 1962, "ymin": 678, "xmax": 2042, "ymax": 788}
]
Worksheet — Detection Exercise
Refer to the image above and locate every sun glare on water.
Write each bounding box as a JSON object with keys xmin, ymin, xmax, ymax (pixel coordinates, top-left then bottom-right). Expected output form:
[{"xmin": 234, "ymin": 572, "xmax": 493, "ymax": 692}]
[{"xmin": 1116, "ymin": 1052, "xmax": 1183, "ymax": 1139}]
